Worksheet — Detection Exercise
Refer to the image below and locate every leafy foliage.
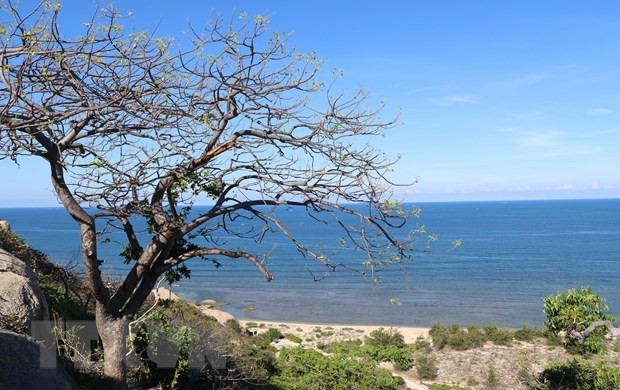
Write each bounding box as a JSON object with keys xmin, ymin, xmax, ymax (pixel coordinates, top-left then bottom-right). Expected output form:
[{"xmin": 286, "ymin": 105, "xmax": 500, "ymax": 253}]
[
  {"xmin": 318, "ymin": 328, "xmax": 415, "ymax": 371},
  {"xmin": 537, "ymin": 358, "xmax": 620, "ymax": 390},
  {"xmin": 543, "ymin": 287, "xmax": 616, "ymax": 355},
  {"xmin": 429, "ymin": 323, "xmax": 551, "ymax": 351},
  {"xmin": 270, "ymin": 347, "xmax": 403, "ymax": 390},
  {"xmin": 415, "ymin": 352, "xmax": 439, "ymax": 380},
  {"xmin": 513, "ymin": 326, "xmax": 546, "ymax": 342},
  {"xmin": 1, "ymin": 1, "xmax": 422, "ymax": 382},
  {"xmin": 365, "ymin": 327, "xmax": 406, "ymax": 348}
]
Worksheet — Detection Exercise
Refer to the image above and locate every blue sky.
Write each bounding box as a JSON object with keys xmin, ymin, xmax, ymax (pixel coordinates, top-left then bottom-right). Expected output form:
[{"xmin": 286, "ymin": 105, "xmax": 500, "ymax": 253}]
[{"xmin": 2, "ymin": 0, "xmax": 620, "ymax": 206}]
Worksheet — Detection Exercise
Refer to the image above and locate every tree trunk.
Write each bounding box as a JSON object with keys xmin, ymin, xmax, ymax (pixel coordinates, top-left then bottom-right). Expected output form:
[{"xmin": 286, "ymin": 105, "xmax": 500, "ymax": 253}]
[
  {"xmin": 96, "ymin": 304, "xmax": 130, "ymax": 389},
  {"xmin": 568, "ymin": 320, "xmax": 620, "ymax": 344}
]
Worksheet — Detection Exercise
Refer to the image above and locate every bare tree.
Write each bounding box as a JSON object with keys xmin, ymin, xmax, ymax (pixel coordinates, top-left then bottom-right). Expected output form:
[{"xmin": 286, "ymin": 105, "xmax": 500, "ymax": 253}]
[{"xmin": 0, "ymin": 1, "xmax": 423, "ymax": 386}]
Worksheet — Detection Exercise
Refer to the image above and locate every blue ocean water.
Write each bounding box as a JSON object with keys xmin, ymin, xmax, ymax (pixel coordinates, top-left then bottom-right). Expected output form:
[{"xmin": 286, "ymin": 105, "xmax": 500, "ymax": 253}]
[{"xmin": 1, "ymin": 199, "xmax": 619, "ymax": 328}]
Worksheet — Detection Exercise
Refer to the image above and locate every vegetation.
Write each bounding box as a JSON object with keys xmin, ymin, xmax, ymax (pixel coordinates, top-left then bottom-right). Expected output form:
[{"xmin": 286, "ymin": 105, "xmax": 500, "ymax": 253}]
[
  {"xmin": 0, "ymin": 1, "xmax": 425, "ymax": 385},
  {"xmin": 7, "ymin": 226, "xmax": 620, "ymax": 389},
  {"xmin": 415, "ymin": 352, "xmax": 439, "ymax": 380},
  {"xmin": 428, "ymin": 323, "xmax": 540, "ymax": 351},
  {"xmin": 537, "ymin": 359, "xmax": 620, "ymax": 389},
  {"xmin": 543, "ymin": 287, "xmax": 617, "ymax": 355},
  {"xmin": 270, "ymin": 347, "xmax": 403, "ymax": 390},
  {"xmin": 317, "ymin": 328, "xmax": 416, "ymax": 371}
]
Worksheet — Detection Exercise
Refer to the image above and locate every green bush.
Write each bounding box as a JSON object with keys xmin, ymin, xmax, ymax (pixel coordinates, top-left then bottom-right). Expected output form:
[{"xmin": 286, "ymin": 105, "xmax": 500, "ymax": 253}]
[
  {"xmin": 285, "ymin": 334, "xmax": 303, "ymax": 344},
  {"xmin": 270, "ymin": 347, "xmax": 403, "ymax": 389},
  {"xmin": 483, "ymin": 323, "xmax": 513, "ymax": 346},
  {"xmin": 538, "ymin": 359, "xmax": 599, "ymax": 389},
  {"xmin": 430, "ymin": 324, "xmax": 485, "ymax": 350},
  {"xmin": 543, "ymin": 287, "xmax": 616, "ymax": 355},
  {"xmin": 414, "ymin": 335, "xmax": 433, "ymax": 353},
  {"xmin": 260, "ymin": 327, "xmax": 285, "ymax": 344},
  {"xmin": 365, "ymin": 327, "xmax": 406, "ymax": 348},
  {"xmin": 415, "ymin": 352, "xmax": 438, "ymax": 380},
  {"xmin": 320, "ymin": 338, "xmax": 363, "ymax": 354},
  {"xmin": 514, "ymin": 326, "xmax": 545, "ymax": 342},
  {"xmin": 538, "ymin": 359, "xmax": 620, "ymax": 390},
  {"xmin": 319, "ymin": 337, "xmax": 414, "ymax": 370}
]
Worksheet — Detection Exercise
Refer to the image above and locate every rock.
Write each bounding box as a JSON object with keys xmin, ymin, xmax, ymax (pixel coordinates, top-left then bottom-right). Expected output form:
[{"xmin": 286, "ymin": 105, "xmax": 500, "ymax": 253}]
[
  {"xmin": 0, "ymin": 330, "xmax": 77, "ymax": 390},
  {"xmin": 0, "ymin": 220, "xmax": 9, "ymax": 231},
  {"xmin": 0, "ymin": 248, "xmax": 49, "ymax": 334},
  {"xmin": 198, "ymin": 299, "xmax": 229, "ymax": 308},
  {"xmin": 198, "ymin": 306, "xmax": 236, "ymax": 325},
  {"xmin": 152, "ymin": 287, "xmax": 183, "ymax": 301}
]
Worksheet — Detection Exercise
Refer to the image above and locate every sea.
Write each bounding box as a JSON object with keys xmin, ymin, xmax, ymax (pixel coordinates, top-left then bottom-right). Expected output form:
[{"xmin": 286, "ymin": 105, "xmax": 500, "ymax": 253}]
[{"xmin": 1, "ymin": 198, "xmax": 619, "ymax": 328}]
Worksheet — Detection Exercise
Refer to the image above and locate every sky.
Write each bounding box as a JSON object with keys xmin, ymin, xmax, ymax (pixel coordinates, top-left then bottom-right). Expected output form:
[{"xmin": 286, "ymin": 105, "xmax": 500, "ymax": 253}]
[{"xmin": 2, "ymin": 0, "xmax": 620, "ymax": 206}]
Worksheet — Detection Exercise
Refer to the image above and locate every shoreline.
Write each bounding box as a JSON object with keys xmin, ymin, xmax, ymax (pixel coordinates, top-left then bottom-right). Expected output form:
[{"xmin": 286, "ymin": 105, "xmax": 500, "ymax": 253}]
[
  {"xmin": 155, "ymin": 287, "xmax": 431, "ymax": 347},
  {"xmin": 237, "ymin": 319, "xmax": 430, "ymax": 344}
]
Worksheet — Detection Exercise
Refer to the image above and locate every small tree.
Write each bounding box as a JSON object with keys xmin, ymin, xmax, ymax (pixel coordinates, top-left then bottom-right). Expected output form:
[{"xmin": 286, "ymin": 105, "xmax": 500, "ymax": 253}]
[
  {"xmin": 0, "ymin": 1, "xmax": 425, "ymax": 386},
  {"xmin": 543, "ymin": 287, "xmax": 618, "ymax": 354}
]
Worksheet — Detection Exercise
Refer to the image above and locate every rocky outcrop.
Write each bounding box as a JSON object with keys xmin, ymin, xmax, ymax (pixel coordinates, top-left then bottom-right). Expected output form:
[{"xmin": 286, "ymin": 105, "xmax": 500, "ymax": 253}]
[
  {"xmin": 0, "ymin": 220, "xmax": 10, "ymax": 231},
  {"xmin": 152, "ymin": 287, "xmax": 237, "ymax": 325},
  {"xmin": 0, "ymin": 248, "xmax": 49, "ymax": 334},
  {"xmin": 0, "ymin": 330, "xmax": 77, "ymax": 390}
]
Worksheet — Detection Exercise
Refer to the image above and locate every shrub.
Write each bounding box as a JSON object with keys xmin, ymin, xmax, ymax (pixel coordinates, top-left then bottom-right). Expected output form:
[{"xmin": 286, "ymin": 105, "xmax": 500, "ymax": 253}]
[
  {"xmin": 430, "ymin": 324, "xmax": 486, "ymax": 350},
  {"xmin": 415, "ymin": 352, "xmax": 438, "ymax": 380},
  {"xmin": 225, "ymin": 319, "xmax": 241, "ymax": 333},
  {"xmin": 365, "ymin": 327, "xmax": 406, "ymax": 348},
  {"xmin": 430, "ymin": 323, "xmax": 449, "ymax": 349},
  {"xmin": 414, "ymin": 335, "xmax": 433, "ymax": 353},
  {"xmin": 285, "ymin": 334, "xmax": 303, "ymax": 344},
  {"xmin": 320, "ymin": 339, "xmax": 363, "ymax": 354},
  {"xmin": 538, "ymin": 359, "xmax": 599, "ymax": 389},
  {"xmin": 485, "ymin": 363, "xmax": 500, "ymax": 389},
  {"xmin": 259, "ymin": 328, "xmax": 284, "ymax": 344},
  {"xmin": 538, "ymin": 359, "xmax": 620, "ymax": 390},
  {"xmin": 483, "ymin": 323, "xmax": 513, "ymax": 346},
  {"xmin": 543, "ymin": 287, "xmax": 616, "ymax": 355},
  {"xmin": 514, "ymin": 326, "xmax": 545, "ymax": 342},
  {"xmin": 270, "ymin": 347, "xmax": 402, "ymax": 389}
]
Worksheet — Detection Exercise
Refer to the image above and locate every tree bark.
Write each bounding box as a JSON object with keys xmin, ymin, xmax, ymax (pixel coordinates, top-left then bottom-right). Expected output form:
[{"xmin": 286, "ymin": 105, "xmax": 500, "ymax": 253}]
[
  {"xmin": 96, "ymin": 304, "xmax": 130, "ymax": 389},
  {"xmin": 568, "ymin": 320, "xmax": 620, "ymax": 344}
]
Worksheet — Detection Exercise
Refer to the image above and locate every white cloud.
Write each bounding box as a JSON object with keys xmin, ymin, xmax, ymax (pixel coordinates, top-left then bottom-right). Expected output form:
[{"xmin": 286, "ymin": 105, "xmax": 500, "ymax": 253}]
[
  {"xmin": 428, "ymin": 95, "xmax": 478, "ymax": 106},
  {"xmin": 518, "ymin": 131, "xmax": 562, "ymax": 148},
  {"xmin": 489, "ymin": 73, "xmax": 549, "ymax": 91},
  {"xmin": 588, "ymin": 108, "xmax": 613, "ymax": 114},
  {"xmin": 555, "ymin": 184, "xmax": 577, "ymax": 191},
  {"xmin": 406, "ymin": 85, "xmax": 445, "ymax": 95}
]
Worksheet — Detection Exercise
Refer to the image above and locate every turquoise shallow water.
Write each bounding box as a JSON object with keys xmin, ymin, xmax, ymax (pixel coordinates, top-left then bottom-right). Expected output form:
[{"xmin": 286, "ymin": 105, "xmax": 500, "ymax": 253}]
[{"xmin": 2, "ymin": 198, "xmax": 619, "ymax": 327}]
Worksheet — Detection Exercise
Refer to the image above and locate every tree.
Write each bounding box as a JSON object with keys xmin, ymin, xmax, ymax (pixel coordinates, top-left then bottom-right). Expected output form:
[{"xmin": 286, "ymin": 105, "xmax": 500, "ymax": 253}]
[
  {"xmin": 543, "ymin": 287, "xmax": 618, "ymax": 354},
  {"xmin": 0, "ymin": 1, "xmax": 422, "ymax": 386}
]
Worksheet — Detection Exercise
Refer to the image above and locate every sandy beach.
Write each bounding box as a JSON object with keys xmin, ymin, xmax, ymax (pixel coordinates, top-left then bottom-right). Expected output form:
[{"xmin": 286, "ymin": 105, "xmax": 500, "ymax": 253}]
[
  {"xmin": 155, "ymin": 287, "xmax": 430, "ymax": 345},
  {"xmin": 238, "ymin": 319, "xmax": 430, "ymax": 346}
]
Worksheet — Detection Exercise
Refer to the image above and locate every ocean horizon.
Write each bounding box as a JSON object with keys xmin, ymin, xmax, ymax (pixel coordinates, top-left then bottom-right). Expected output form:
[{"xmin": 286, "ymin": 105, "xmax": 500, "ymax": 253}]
[{"xmin": 2, "ymin": 198, "xmax": 619, "ymax": 328}]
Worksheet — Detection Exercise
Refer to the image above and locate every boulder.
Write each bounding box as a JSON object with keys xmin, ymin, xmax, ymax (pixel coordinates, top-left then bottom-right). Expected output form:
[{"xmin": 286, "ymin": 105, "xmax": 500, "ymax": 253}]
[
  {"xmin": 0, "ymin": 330, "xmax": 77, "ymax": 390},
  {"xmin": 198, "ymin": 306, "xmax": 236, "ymax": 325},
  {"xmin": 0, "ymin": 220, "xmax": 9, "ymax": 231},
  {"xmin": 0, "ymin": 248, "xmax": 49, "ymax": 334}
]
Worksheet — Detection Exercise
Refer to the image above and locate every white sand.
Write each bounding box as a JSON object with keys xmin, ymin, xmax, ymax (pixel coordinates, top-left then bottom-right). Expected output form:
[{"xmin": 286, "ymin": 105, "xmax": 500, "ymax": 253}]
[
  {"xmin": 238, "ymin": 319, "xmax": 430, "ymax": 345},
  {"xmin": 154, "ymin": 287, "xmax": 430, "ymax": 344}
]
